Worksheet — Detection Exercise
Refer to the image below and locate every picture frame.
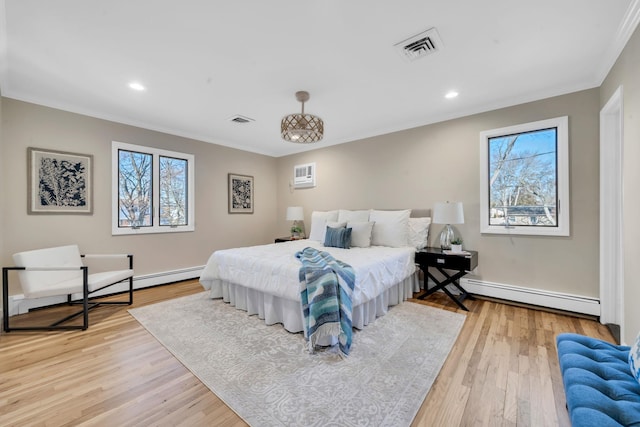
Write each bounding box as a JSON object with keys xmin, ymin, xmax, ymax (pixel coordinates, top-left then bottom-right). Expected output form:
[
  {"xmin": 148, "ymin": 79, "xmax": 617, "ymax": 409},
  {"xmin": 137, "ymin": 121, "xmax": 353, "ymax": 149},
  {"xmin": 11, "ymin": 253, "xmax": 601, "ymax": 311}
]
[
  {"xmin": 228, "ymin": 173, "xmax": 254, "ymax": 214},
  {"xmin": 28, "ymin": 147, "xmax": 93, "ymax": 214}
]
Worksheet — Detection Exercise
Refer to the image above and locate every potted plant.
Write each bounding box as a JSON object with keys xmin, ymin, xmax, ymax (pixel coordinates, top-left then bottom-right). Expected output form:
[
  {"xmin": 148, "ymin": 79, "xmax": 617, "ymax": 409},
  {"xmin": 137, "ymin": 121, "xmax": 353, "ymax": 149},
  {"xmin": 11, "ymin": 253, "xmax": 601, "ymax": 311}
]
[
  {"xmin": 450, "ymin": 237, "xmax": 463, "ymax": 252},
  {"xmin": 291, "ymin": 225, "xmax": 303, "ymax": 239}
]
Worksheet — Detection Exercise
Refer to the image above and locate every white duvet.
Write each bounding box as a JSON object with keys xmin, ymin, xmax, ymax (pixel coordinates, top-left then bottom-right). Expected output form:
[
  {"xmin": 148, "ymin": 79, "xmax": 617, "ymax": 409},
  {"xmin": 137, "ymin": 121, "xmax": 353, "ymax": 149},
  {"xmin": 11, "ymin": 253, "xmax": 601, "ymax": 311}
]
[{"xmin": 199, "ymin": 239, "xmax": 416, "ymax": 307}]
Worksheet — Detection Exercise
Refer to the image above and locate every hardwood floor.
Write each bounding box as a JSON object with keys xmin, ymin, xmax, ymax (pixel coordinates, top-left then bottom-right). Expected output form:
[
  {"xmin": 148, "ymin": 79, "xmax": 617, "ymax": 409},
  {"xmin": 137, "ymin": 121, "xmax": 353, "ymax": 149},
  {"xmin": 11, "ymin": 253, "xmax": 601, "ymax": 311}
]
[{"xmin": 0, "ymin": 280, "xmax": 614, "ymax": 426}]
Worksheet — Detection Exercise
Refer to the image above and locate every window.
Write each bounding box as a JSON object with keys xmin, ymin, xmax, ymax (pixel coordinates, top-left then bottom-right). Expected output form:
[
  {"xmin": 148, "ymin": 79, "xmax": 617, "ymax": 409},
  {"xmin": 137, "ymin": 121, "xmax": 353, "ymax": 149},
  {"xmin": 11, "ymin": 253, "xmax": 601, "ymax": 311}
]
[
  {"xmin": 479, "ymin": 116, "xmax": 569, "ymax": 236},
  {"xmin": 112, "ymin": 141, "xmax": 194, "ymax": 235}
]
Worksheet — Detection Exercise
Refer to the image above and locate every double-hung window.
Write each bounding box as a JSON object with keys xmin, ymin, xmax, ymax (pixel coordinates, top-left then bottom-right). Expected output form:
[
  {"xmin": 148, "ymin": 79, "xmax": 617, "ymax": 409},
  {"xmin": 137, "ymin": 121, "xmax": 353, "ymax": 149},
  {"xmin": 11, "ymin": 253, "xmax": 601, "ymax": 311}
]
[
  {"xmin": 479, "ymin": 116, "xmax": 569, "ymax": 236},
  {"xmin": 112, "ymin": 141, "xmax": 195, "ymax": 235}
]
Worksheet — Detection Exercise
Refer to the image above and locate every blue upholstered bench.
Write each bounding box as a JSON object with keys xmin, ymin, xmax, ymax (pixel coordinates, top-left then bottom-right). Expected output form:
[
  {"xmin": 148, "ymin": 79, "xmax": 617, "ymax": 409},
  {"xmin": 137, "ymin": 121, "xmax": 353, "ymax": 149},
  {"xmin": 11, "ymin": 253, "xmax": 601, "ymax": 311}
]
[{"xmin": 556, "ymin": 333, "xmax": 640, "ymax": 426}]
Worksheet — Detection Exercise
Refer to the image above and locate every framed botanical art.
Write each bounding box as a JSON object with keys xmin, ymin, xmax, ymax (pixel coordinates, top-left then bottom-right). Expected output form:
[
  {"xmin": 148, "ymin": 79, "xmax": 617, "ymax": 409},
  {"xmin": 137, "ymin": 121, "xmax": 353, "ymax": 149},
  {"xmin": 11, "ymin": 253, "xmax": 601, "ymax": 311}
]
[
  {"xmin": 228, "ymin": 173, "xmax": 254, "ymax": 214},
  {"xmin": 28, "ymin": 147, "xmax": 93, "ymax": 214}
]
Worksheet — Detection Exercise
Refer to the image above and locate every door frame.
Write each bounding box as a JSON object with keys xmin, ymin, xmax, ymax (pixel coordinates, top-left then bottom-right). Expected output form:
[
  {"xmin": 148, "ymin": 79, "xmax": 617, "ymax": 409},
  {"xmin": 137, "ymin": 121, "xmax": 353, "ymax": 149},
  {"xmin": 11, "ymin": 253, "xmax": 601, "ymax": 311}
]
[{"xmin": 599, "ymin": 85, "xmax": 624, "ymax": 340}]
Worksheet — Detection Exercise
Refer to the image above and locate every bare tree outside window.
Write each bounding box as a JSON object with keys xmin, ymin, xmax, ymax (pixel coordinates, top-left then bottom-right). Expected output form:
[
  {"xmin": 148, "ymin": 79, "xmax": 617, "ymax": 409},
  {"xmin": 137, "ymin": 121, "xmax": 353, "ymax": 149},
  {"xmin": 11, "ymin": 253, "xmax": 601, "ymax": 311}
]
[
  {"xmin": 118, "ymin": 150, "xmax": 152, "ymax": 227},
  {"xmin": 488, "ymin": 128, "xmax": 557, "ymax": 227},
  {"xmin": 479, "ymin": 116, "xmax": 569, "ymax": 236},
  {"xmin": 159, "ymin": 156, "xmax": 188, "ymax": 226}
]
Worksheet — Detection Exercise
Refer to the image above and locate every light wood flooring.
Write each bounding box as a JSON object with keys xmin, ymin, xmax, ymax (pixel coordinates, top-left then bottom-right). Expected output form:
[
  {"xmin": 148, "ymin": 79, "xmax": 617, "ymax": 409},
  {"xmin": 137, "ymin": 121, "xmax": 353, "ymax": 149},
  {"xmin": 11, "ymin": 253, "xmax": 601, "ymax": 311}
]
[{"xmin": 0, "ymin": 279, "xmax": 614, "ymax": 426}]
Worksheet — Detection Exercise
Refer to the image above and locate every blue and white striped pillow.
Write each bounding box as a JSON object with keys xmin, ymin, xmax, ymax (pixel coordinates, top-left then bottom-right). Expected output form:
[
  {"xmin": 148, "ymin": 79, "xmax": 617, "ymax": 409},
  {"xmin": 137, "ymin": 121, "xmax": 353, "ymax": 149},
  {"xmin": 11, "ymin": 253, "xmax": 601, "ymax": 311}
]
[
  {"xmin": 324, "ymin": 226, "xmax": 352, "ymax": 249},
  {"xmin": 630, "ymin": 331, "xmax": 640, "ymax": 385}
]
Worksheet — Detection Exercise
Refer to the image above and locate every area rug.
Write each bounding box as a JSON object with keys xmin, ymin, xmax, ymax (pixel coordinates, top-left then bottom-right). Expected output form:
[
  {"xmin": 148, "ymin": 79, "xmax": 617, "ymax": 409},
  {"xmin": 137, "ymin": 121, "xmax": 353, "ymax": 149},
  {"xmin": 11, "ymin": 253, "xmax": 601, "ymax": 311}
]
[{"xmin": 129, "ymin": 292, "xmax": 466, "ymax": 426}]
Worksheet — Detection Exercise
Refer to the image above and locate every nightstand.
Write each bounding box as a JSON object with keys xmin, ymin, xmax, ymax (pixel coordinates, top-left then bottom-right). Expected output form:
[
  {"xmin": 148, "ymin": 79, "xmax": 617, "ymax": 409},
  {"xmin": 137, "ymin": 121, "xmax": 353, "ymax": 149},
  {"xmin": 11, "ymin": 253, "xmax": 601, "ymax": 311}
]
[
  {"xmin": 274, "ymin": 236, "xmax": 293, "ymax": 243},
  {"xmin": 415, "ymin": 247, "xmax": 478, "ymax": 311}
]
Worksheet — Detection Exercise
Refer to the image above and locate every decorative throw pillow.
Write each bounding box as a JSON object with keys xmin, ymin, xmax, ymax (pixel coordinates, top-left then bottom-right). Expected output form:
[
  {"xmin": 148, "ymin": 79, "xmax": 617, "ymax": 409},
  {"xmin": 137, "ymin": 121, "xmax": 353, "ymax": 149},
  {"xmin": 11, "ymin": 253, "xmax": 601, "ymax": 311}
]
[
  {"xmin": 408, "ymin": 217, "xmax": 432, "ymax": 249},
  {"xmin": 309, "ymin": 210, "xmax": 339, "ymax": 241},
  {"xmin": 369, "ymin": 209, "xmax": 411, "ymax": 247},
  {"xmin": 323, "ymin": 221, "xmax": 346, "ymax": 243},
  {"xmin": 324, "ymin": 226, "xmax": 352, "ymax": 249},
  {"xmin": 347, "ymin": 221, "xmax": 375, "ymax": 248},
  {"xmin": 630, "ymin": 331, "xmax": 640, "ymax": 386},
  {"xmin": 337, "ymin": 209, "xmax": 371, "ymax": 223}
]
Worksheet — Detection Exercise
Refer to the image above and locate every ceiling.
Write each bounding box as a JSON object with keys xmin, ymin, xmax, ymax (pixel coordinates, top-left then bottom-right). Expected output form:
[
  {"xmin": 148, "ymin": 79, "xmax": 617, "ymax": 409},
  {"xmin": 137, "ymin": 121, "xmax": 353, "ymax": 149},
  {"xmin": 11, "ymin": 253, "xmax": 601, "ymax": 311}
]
[{"xmin": 1, "ymin": 1, "xmax": 638, "ymax": 157}]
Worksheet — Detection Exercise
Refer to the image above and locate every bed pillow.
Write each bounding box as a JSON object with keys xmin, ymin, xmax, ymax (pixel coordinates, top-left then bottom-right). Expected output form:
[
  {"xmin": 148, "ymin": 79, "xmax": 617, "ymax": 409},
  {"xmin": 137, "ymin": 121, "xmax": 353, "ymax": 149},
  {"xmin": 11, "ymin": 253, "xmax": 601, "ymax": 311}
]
[
  {"xmin": 347, "ymin": 221, "xmax": 375, "ymax": 248},
  {"xmin": 337, "ymin": 209, "xmax": 370, "ymax": 223},
  {"xmin": 309, "ymin": 210, "xmax": 339, "ymax": 241},
  {"xmin": 408, "ymin": 217, "xmax": 432, "ymax": 249},
  {"xmin": 323, "ymin": 221, "xmax": 346, "ymax": 242},
  {"xmin": 324, "ymin": 226, "xmax": 352, "ymax": 249},
  {"xmin": 369, "ymin": 209, "xmax": 411, "ymax": 247},
  {"xmin": 630, "ymin": 331, "xmax": 640, "ymax": 386}
]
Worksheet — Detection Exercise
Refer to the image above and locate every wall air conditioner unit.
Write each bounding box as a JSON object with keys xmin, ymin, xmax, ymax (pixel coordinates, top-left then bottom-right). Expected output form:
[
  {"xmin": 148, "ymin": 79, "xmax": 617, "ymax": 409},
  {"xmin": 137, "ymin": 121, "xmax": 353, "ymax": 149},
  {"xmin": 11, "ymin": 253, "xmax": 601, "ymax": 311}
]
[{"xmin": 293, "ymin": 162, "xmax": 316, "ymax": 188}]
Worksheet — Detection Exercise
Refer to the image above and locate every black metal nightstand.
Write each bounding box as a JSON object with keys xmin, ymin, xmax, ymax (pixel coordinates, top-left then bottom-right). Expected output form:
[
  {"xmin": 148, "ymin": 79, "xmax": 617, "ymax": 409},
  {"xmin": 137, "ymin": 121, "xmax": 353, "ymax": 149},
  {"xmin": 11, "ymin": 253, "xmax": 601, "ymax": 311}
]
[{"xmin": 415, "ymin": 247, "xmax": 479, "ymax": 311}]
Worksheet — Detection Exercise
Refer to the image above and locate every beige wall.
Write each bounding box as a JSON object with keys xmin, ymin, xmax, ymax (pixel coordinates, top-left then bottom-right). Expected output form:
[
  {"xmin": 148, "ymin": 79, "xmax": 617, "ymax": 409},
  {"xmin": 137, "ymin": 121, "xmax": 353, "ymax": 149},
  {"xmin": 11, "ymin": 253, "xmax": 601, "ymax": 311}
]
[
  {"xmin": 1, "ymin": 98, "xmax": 278, "ymax": 294},
  {"xmin": 600, "ymin": 24, "xmax": 640, "ymax": 345},
  {"xmin": 277, "ymin": 89, "xmax": 600, "ymax": 299}
]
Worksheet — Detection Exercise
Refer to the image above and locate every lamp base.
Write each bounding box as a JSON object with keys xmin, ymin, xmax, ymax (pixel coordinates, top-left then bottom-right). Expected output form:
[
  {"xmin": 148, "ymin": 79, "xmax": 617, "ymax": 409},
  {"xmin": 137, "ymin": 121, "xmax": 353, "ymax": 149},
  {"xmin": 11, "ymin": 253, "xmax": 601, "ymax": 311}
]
[
  {"xmin": 439, "ymin": 224, "xmax": 455, "ymax": 250},
  {"xmin": 290, "ymin": 220, "xmax": 306, "ymax": 239}
]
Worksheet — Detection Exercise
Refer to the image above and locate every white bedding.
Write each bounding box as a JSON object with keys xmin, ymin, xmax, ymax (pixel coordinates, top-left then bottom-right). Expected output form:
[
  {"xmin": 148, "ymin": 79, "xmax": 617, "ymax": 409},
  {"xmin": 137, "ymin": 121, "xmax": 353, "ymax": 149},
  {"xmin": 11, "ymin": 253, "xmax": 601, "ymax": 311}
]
[{"xmin": 199, "ymin": 239, "xmax": 416, "ymax": 307}]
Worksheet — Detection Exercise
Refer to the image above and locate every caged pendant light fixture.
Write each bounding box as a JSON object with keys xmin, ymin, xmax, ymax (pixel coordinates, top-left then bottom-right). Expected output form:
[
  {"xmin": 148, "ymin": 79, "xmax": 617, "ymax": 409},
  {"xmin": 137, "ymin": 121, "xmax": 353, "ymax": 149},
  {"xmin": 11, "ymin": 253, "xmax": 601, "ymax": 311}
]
[{"xmin": 281, "ymin": 91, "xmax": 324, "ymax": 143}]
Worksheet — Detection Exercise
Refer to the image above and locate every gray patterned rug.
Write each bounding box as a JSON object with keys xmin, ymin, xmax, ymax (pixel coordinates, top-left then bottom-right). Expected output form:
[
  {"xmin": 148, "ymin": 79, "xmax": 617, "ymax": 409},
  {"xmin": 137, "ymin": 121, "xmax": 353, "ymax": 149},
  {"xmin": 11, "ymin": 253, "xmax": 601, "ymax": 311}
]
[{"xmin": 129, "ymin": 292, "xmax": 465, "ymax": 426}]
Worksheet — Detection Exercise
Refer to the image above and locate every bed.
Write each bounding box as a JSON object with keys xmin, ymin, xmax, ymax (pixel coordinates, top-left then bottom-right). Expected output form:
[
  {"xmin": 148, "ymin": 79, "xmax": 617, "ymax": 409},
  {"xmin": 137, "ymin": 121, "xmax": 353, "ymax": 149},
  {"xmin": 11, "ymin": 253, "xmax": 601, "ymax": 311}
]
[{"xmin": 199, "ymin": 209, "xmax": 431, "ymax": 335}]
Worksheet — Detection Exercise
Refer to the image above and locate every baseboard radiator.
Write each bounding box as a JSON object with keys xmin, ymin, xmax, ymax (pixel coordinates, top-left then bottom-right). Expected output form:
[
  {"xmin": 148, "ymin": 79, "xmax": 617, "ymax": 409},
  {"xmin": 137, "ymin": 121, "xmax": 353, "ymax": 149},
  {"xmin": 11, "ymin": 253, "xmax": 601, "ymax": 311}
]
[
  {"xmin": 4, "ymin": 266, "xmax": 205, "ymax": 317},
  {"xmin": 5, "ymin": 269, "xmax": 600, "ymax": 318},
  {"xmin": 461, "ymin": 277, "xmax": 601, "ymax": 317}
]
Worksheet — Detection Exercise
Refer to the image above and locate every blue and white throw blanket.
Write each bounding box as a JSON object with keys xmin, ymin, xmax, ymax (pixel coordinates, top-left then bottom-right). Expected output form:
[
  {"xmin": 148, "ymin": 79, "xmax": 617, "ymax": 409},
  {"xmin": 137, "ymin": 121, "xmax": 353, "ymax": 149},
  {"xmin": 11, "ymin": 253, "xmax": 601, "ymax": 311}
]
[{"xmin": 296, "ymin": 247, "xmax": 355, "ymax": 357}]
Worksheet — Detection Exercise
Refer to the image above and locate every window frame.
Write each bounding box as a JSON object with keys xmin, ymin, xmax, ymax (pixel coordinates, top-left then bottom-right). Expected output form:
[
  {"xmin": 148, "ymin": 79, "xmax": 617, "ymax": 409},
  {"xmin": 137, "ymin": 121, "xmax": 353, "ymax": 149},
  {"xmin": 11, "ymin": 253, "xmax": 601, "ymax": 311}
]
[
  {"xmin": 479, "ymin": 116, "xmax": 570, "ymax": 236},
  {"xmin": 112, "ymin": 141, "xmax": 195, "ymax": 235}
]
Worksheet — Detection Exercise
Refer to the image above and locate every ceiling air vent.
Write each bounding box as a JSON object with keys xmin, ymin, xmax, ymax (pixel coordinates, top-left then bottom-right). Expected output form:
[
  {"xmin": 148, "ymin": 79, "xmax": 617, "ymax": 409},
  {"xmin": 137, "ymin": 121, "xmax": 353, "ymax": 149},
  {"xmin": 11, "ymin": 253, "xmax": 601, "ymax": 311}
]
[
  {"xmin": 394, "ymin": 28, "xmax": 443, "ymax": 62},
  {"xmin": 228, "ymin": 115, "xmax": 254, "ymax": 124}
]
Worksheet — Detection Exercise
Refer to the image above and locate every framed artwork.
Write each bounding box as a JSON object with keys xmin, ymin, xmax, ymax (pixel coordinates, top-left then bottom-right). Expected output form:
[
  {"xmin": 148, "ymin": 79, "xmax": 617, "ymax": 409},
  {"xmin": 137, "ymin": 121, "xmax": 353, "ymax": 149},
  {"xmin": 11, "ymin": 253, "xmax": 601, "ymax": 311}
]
[
  {"xmin": 28, "ymin": 147, "xmax": 93, "ymax": 214},
  {"xmin": 228, "ymin": 173, "xmax": 254, "ymax": 214}
]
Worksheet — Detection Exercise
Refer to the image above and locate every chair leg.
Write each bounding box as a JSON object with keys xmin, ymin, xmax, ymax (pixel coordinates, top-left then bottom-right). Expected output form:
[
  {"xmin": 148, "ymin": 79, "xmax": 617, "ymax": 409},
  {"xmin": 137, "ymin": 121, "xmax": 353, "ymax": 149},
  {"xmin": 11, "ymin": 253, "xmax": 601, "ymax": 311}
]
[
  {"xmin": 82, "ymin": 266, "xmax": 89, "ymax": 330},
  {"xmin": 128, "ymin": 276, "xmax": 133, "ymax": 305},
  {"xmin": 128, "ymin": 254, "xmax": 134, "ymax": 305},
  {"xmin": 3, "ymin": 267, "xmax": 10, "ymax": 332}
]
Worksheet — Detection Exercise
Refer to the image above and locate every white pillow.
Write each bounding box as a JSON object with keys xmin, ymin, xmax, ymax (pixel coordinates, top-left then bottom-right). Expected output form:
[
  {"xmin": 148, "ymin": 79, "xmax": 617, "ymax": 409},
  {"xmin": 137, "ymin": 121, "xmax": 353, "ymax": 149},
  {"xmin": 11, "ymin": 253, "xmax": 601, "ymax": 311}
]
[
  {"xmin": 347, "ymin": 221, "xmax": 375, "ymax": 248},
  {"xmin": 408, "ymin": 217, "xmax": 432, "ymax": 249},
  {"xmin": 369, "ymin": 209, "xmax": 411, "ymax": 247},
  {"xmin": 337, "ymin": 209, "xmax": 370, "ymax": 223},
  {"xmin": 309, "ymin": 210, "xmax": 339, "ymax": 242}
]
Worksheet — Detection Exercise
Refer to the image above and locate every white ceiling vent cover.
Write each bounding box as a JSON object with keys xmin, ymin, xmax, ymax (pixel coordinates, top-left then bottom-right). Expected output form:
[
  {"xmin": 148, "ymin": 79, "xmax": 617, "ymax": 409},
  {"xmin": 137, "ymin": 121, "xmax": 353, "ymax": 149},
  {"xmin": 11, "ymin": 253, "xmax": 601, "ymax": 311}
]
[
  {"xmin": 228, "ymin": 115, "xmax": 255, "ymax": 124},
  {"xmin": 394, "ymin": 28, "xmax": 443, "ymax": 61}
]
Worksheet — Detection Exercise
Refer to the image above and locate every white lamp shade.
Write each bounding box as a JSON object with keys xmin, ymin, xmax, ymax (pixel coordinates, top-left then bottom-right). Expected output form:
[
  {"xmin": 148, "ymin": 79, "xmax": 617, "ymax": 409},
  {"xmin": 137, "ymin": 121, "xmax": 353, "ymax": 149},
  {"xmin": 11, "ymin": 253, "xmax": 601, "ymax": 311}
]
[
  {"xmin": 433, "ymin": 202, "xmax": 464, "ymax": 225},
  {"xmin": 286, "ymin": 206, "xmax": 304, "ymax": 221}
]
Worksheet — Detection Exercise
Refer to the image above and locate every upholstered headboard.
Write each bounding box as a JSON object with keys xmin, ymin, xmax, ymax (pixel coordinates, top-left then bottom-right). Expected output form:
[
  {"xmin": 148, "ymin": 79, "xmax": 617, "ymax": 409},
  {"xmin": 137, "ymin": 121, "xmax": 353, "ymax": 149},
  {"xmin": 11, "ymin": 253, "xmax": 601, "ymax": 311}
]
[
  {"xmin": 410, "ymin": 209, "xmax": 431, "ymax": 218},
  {"xmin": 349, "ymin": 209, "xmax": 431, "ymax": 217}
]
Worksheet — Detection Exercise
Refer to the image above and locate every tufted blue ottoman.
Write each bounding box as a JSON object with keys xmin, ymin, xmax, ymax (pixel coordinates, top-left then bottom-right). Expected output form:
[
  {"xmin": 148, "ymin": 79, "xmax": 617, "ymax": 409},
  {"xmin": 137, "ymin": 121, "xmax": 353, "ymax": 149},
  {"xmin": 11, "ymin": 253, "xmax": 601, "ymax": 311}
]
[{"xmin": 557, "ymin": 333, "xmax": 640, "ymax": 426}]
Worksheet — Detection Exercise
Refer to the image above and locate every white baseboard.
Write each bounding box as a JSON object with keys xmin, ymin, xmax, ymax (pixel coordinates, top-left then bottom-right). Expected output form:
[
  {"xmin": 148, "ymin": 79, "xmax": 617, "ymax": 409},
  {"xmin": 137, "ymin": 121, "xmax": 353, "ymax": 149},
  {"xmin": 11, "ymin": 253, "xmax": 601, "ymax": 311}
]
[
  {"xmin": 4, "ymin": 265, "xmax": 205, "ymax": 317},
  {"xmin": 5, "ymin": 269, "xmax": 600, "ymax": 319},
  {"xmin": 461, "ymin": 277, "xmax": 601, "ymax": 316}
]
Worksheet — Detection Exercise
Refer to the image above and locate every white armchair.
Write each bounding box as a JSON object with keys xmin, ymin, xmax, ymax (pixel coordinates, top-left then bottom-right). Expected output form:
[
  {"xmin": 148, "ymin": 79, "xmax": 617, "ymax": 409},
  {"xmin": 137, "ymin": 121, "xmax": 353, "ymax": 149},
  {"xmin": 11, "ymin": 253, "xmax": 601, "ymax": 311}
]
[{"xmin": 2, "ymin": 244, "xmax": 134, "ymax": 331}]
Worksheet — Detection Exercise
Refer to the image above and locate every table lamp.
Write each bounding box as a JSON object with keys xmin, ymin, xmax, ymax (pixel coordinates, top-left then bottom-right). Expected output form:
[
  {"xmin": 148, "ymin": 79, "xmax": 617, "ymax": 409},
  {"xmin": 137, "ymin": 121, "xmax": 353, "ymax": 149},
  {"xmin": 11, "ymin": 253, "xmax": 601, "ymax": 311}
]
[
  {"xmin": 286, "ymin": 206, "xmax": 305, "ymax": 239},
  {"xmin": 432, "ymin": 201, "xmax": 464, "ymax": 249}
]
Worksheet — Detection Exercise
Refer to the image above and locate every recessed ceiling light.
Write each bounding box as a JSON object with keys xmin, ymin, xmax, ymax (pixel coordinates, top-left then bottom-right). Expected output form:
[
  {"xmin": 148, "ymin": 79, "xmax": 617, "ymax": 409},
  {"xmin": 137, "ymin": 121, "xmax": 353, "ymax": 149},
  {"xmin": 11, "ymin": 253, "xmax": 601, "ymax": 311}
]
[
  {"xmin": 128, "ymin": 82, "xmax": 146, "ymax": 91},
  {"xmin": 445, "ymin": 91, "xmax": 458, "ymax": 99}
]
